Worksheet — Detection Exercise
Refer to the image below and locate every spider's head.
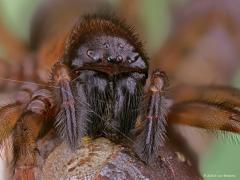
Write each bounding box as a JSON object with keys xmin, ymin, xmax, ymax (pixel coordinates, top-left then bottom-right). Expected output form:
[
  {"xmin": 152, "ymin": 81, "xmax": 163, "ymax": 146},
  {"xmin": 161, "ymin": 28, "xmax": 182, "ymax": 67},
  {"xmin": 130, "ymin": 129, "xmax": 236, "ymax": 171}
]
[{"xmin": 63, "ymin": 15, "xmax": 149, "ymax": 77}]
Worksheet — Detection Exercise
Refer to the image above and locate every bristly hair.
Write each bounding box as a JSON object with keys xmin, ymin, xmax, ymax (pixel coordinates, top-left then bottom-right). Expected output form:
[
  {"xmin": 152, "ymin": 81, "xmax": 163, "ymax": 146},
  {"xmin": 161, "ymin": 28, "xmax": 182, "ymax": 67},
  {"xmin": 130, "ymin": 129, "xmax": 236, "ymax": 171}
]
[
  {"xmin": 134, "ymin": 95, "xmax": 169, "ymax": 164},
  {"xmin": 63, "ymin": 14, "xmax": 149, "ymax": 66}
]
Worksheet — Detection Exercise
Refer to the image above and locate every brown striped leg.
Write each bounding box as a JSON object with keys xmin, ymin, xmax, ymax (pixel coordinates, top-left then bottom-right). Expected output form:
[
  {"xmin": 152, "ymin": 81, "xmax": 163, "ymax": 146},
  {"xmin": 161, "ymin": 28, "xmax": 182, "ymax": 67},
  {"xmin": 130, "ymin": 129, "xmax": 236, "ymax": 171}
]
[
  {"xmin": 0, "ymin": 84, "xmax": 39, "ymax": 145},
  {"xmin": 14, "ymin": 89, "xmax": 53, "ymax": 180},
  {"xmin": 171, "ymin": 84, "xmax": 240, "ymax": 106},
  {"xmin": 134, "ymin": 70, "xmax": 169, "ymax": 164},
  {"xmin": 169, "ymin": 101, "xmax": 240, "ymax": 133},
  {"xmin": 169, "ymin": 84, "xmax": 240, "ymax": 133}
]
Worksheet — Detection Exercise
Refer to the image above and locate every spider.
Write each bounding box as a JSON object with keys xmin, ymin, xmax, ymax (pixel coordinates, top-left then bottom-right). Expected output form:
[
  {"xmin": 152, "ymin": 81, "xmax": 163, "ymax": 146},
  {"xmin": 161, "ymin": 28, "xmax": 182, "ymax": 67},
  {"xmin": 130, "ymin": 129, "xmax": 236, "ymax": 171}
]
[
  {"xmin": 0, "ymin": 1, "xmax": 240, "ymax": 180},
  {"xmin": 0, "ymin": 14, "xmax": 169, "ymax": 179}
]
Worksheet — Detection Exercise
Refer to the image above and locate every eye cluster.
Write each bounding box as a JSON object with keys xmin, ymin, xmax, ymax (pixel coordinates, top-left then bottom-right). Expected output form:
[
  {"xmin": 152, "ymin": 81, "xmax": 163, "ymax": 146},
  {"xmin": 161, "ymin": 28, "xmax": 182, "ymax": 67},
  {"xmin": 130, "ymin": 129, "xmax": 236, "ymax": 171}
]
[{"xmin": 79, "ymin": 35, "xmax": 141, "ymax": 65}]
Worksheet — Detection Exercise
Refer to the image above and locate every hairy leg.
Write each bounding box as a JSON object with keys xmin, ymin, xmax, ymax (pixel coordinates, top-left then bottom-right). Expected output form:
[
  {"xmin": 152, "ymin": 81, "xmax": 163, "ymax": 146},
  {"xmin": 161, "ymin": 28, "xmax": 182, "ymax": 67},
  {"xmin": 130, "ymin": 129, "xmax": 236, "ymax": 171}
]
[
  {"xmin": 134, "ymin": 70, "xmax": 169, "ymax": 164},
  {"xmin": 169, "ymin": 84, "xmax": 240, "ymax": 133},
  {"xmin": 0, "ymin": 84, "xmax": 39, "ymax": 145},
  {"xmin": 13, "ymin": 89, "xmax": 53, "ymax": 180}
]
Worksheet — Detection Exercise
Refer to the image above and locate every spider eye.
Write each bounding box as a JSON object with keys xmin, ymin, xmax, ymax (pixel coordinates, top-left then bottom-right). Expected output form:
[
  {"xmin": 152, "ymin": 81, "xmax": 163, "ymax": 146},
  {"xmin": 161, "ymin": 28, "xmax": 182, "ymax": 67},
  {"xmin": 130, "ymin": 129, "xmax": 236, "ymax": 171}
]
[
  {"xmin": 126, "ymin": 52, "xmax": 140, "ymax": 64},
  {"xmin": 87, "ymin": 50, "xmax": 94, "ymax": 58},
  {"xmin": 103, "ymin": 42, "xmax": 110, "ymax": 48},
  {"xmin": 118, "ymin": 43, "xmax": 124, "ymax": 49},
  {"xmin": 107, "ymin": 56, "xmax": 114, "ymax": 62},
  {"xmin": 86, "ymin": 50, "xmax": 101, "ymax": 61},
  {"xmin": 127, "ymin": 56, "xmax": 133, "ymax": 63},
  {"xmin": 116, "ymin": 55, "xmax": 123, "ymax": 63},
  {"xmin": 134, "ymin": 54, "xmax": 140, "ymax": 62}
]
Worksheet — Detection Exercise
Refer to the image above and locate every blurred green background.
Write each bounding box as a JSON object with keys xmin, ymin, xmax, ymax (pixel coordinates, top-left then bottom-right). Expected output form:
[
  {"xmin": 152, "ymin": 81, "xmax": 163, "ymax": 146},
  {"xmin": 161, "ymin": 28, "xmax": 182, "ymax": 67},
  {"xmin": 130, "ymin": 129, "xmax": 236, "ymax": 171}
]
[{"xmin": 0, "ymin": 0, "xmax": 239, "ymax": 179}]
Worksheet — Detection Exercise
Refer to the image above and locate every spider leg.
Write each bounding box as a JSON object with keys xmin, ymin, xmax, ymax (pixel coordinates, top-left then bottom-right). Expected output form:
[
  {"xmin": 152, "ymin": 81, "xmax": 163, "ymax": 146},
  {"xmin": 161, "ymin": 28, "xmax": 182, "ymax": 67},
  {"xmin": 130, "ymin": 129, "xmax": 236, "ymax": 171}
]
[
  {"xmin": 13, "ymin": 88, "xmax": 53, "ymax": 180},
  {"xmin": 0, "ymin": 84, "xmax": 38, "ymax": 146},
  {"xmin": 134, "ymin": 69, "xmax": 169, "ymax": 164},
  {"xmin": 51, "ymin": 63, "xmax": 89, "ymax": 149},
  {"xmin": 171, "ymin": 84, "xmax": 240, "ymax": 106},
  {"xmin": 169, "ymin": 85, "xmax": 240, "ymax": 133}
]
